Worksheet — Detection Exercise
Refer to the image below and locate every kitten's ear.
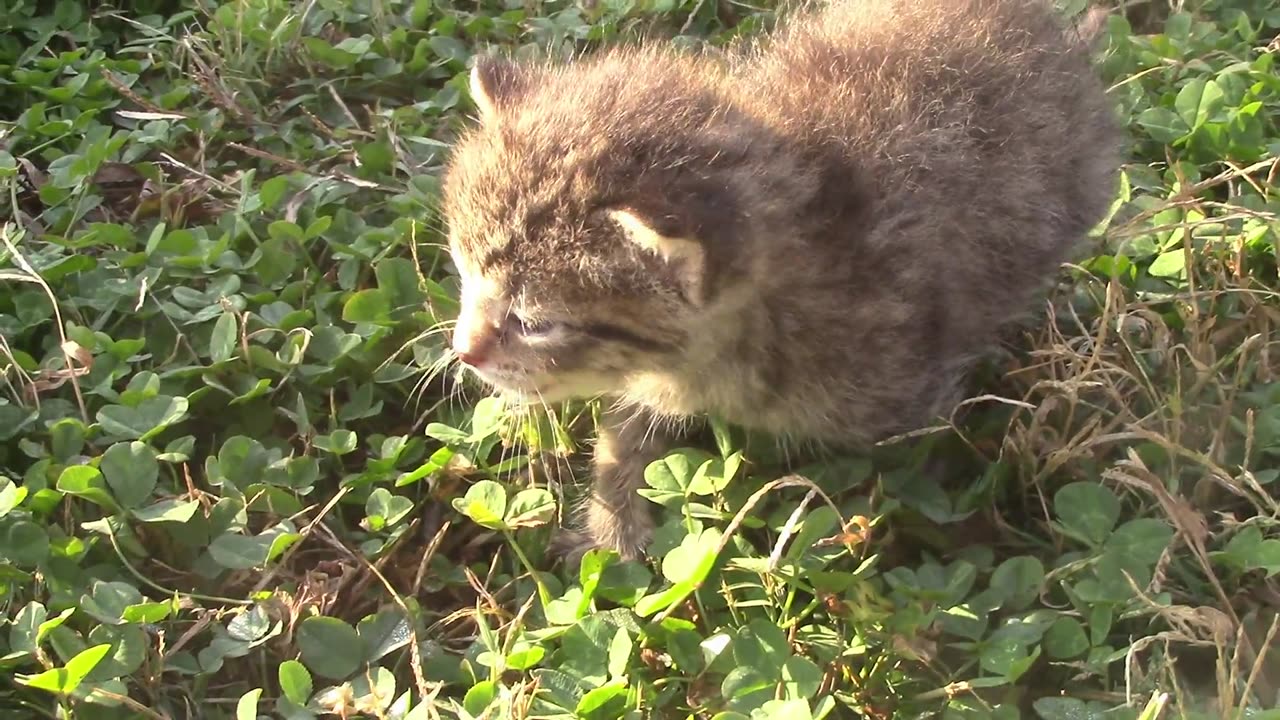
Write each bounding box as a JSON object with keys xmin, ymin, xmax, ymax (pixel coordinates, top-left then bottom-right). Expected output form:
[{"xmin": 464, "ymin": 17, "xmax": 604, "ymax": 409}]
[
  {"xmin": 608, "ymin": 208, "xmax": 706, "ymax": 302},
  {"xmin": 470, "ymin": 56, "xmax": 529, "ymax": 123}
]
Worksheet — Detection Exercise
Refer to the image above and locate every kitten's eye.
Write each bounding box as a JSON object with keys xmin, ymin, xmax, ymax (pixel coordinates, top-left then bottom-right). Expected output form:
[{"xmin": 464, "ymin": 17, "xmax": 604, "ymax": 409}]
[{"xmin": 513, "ymin": 315, "xmax": 562, "ymax": 339}]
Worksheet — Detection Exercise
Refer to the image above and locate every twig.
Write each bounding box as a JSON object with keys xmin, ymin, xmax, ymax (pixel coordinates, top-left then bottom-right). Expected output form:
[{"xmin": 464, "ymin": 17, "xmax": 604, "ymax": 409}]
[
  {"xmin": 249, "ymin": 486, "xmax": 352, "ymax": 595},
  {"xmin": 1, "ymin": 226, "xmax": 88, "ymax": 422}
]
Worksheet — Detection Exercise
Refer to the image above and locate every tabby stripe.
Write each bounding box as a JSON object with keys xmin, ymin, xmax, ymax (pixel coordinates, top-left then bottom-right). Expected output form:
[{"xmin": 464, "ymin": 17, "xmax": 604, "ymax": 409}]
[
  {"xmin": 478, "ymin": 244, "xmax": 514, "ymax": 271},
  {"xmin": 577, "ymin": 322, "xmax": 675, "ymax": 353}
]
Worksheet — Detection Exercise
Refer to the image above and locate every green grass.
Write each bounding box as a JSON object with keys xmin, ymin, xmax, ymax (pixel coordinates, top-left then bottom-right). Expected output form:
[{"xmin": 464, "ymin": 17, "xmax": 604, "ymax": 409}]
[{"xmin": 1, "ymin": 0, "xmax": 1279, "ymax": 718}]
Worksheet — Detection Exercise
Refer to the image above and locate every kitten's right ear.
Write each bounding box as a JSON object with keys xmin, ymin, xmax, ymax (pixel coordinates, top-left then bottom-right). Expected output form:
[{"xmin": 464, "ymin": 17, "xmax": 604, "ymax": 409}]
[
  {"xmin": 608, "ymin": 208, "xmax": 706, "ymax": 303},
  {"xmin": 470, "ymin": 56, "xmax": 529, "ymax": 123}
]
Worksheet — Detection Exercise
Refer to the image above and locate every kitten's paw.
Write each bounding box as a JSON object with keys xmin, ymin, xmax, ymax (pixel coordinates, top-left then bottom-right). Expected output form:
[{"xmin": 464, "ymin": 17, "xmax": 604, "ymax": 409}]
[{"xmin": 548, "ymin": 528, "xmax": 596, "ymax": 568}]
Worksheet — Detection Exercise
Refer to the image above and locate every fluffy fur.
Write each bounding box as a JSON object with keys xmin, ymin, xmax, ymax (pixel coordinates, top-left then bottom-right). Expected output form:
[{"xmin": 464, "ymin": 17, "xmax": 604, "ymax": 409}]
[{"xmin": 441, "ymin": 0, "xmax": 1123, "ymax": 561}]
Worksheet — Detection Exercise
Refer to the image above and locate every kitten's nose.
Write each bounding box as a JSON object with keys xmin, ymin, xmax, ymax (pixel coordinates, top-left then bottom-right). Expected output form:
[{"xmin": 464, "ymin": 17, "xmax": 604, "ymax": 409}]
[
  {"xmin": 454, "ymin": 344, "xmax": 487, "ymax": 368},
  {"xmin": 452, "ymin": 333, "xmax": 486, "ymax": 367},
  {"xmin": 452, "ymin": 321, "xmax": 495, "ymax": 368}
]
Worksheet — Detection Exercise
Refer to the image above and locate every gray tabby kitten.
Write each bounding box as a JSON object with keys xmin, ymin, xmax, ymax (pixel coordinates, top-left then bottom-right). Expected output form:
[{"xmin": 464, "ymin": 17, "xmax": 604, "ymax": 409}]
[{"xmin": 440, "ymin": 0, "xmax": 1122, "ymax": 561}]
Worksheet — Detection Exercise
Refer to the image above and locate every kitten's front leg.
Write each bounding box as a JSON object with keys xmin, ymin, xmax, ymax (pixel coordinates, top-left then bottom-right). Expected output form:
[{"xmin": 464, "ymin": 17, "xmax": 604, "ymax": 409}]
[{"xmin": 556, "ymin": 404, "xmax": 674, "ymax": 563}]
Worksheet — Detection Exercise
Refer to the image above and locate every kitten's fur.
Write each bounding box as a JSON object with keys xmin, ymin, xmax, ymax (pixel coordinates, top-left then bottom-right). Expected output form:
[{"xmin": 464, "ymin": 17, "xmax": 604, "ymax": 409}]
[{"xmin": 441, "ymin": 0, "xmax": 1122, "ymax": 561}]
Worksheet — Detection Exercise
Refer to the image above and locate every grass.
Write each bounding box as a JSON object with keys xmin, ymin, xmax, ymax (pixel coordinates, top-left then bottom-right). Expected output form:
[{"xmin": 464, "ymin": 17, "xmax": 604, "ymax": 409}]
[{"xmin": 0, "ymin": 0, "xmax": 1278, "ymax": 718}]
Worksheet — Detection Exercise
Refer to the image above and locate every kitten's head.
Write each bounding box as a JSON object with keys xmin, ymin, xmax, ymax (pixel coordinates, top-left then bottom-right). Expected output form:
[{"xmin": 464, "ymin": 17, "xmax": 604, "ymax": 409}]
[{"xmin": 441, "ymin": 50, "xmax": 795, "ymax": 404}]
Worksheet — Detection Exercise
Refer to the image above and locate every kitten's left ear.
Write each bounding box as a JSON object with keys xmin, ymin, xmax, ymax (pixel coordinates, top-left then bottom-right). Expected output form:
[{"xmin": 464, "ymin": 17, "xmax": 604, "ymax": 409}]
[
  {"xmin": 609, "ymin": 208, "xmax": 706, "ymax": 303},
  {"xmin": 470, "ymin": 55, "xmax": 530, "ymax": 123}
]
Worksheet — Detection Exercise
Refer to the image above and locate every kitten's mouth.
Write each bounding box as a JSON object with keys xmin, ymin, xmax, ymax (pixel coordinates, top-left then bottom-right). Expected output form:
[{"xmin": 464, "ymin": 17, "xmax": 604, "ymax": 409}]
[
  {"xmin": 497, "ymin": 380, "xmax": 578, "ymax": 406},
  {"xmin": 474, "ymin": 369, "xmax": 607, "ymax": 407},
  {"xmin": 466, "ymin": 366, "xmax": 565, "ymax": 403}
]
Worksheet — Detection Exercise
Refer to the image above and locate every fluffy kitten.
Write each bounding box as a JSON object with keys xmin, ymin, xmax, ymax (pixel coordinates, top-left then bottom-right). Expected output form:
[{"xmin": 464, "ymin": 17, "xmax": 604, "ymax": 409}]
[{"xmin": 440, "ymin": 0, "xmax": 1122, "ymax": 561}]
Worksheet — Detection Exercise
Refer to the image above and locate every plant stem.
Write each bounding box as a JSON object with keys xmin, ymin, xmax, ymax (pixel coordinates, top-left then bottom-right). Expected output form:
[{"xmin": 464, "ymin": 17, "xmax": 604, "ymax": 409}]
[{"xmin": 504, "ymin": 530, "xmax": 553, "ymax": 610}]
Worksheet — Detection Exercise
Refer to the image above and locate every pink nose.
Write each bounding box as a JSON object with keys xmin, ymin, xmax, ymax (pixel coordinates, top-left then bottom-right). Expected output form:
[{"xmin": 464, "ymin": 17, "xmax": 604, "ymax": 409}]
[
  {"xmin": 455, "ymin": 346, "xmax": 486, "ymax": 367},
  {"xmin": 452, "ymin": 331, "xmax": 492, "ymax": 368}
]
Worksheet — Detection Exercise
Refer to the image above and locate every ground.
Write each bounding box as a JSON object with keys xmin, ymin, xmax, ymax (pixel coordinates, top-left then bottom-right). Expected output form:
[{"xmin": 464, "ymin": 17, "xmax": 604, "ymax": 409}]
[{"xmin": 0, "ymin": 0, "xmax": 1278, "ymax": 719}]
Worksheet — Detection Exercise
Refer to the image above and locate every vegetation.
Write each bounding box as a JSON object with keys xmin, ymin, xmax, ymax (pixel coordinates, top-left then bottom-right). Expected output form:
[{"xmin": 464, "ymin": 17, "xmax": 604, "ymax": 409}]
[{"xmin": 1, "ymin": 0, "xmax": 1278, "ymax": 718}]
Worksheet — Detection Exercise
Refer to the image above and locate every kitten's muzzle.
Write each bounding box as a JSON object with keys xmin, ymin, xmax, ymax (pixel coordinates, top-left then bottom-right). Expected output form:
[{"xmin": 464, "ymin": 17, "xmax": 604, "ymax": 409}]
[
  {"xmin": 452, "ymin": 338, "xmax": 492, "ymax": 369},
  {"xmin": 451, "ymin": 325, "xmax": 495, "ymax": 369},
  {"xmin": 451, "ymin": 298, "xmax": 500, "ymax": 369}
]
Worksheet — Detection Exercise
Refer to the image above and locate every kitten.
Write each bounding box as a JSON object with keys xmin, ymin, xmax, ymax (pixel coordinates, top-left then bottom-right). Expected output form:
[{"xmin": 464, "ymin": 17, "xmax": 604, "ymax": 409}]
[{"xmin": 440, "ymin": 0, "xmax": 1122, "ymax": 562}]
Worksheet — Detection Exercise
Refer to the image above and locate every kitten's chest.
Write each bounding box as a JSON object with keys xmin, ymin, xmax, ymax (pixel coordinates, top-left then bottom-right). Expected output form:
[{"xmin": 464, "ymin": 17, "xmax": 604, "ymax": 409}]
[{"xmin": 621, "ymin": 369, "xmax": 828, "ymax": 437}]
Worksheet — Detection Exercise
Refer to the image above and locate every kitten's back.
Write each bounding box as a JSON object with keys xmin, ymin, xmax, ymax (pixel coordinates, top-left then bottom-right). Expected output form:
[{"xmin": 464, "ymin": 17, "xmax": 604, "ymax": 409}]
[{"xmin": 737, "ymin": 0, "xmax": 1120, "ymax": 335}]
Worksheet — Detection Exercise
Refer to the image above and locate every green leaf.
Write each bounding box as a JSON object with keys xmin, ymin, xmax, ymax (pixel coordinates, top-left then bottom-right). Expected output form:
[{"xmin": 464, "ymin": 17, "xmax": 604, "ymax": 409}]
[
  {"xmin": 636, "ymin": 529, "xmax": 722, "ymax": 617},
  {"xmin": 255, "ymin": 236, "xmax": 299, "ymax": 286},
  {"xmin": 0, "ymin": 478, "xmax": 28, "ymax": 516},
  {"xmin": 506, "ymin": 644, "xmax": 546, "ymax": 671},
  {"xmin": 297, "ymin": 617, "xmax": 365, "ymax": 680},
  {"xmin": 9, "ymin": 603, "xmax": 48, "ymax": 655},
  {"xmin": 342, "ymin": 289, "xmax": 392, "ymax": 324},
  {"xmin": 18, "ymin": 643, "xmax": 111, "ymax": 695},
  {"xmin": 430, "ymin": 36, "xmax": 469, "ymax": 63},
  {"xmin": 86, "ymin": 624, "xmax": 148, "ymax": 680},
  {"xmin": 314, "ymin": 429, "xmax": 357, "ymax": 455},
  {"xmin": 279, "ymin": 660, "xmax": 313, "ymax": 705},
  {"xmin": 214, "ymin": 435, "xmax": 269, "ymax": 487},
  {"xmin": 259, "ymin": 176, "xmax": 290, "ymax": 209},
  {"xmin": 599, "ymin": 561, "xmax": 654, "ymax": 607},
  {"xmin": 1043, "ymin": 617, "xmax": 1090, "ymax": 659},
  {"xmin": 662, "ymin": 528, "xmax": 721, "ymax": 586},
  {"xmin": 305, "ymin": 216, "xmax": 332, "ymax": 239},
  {"xmin": 121, "ymin": 601, "xmax": 174, "ymax": 624},
  {"xmin": 463, "ymin": 680, "xmax": 498, "ymax": 716},
  {"xmin": 468, "ymin": 396, "xmax": 506, "ymax": 441},
  {"xmin": 0, "ymin": 405, "xmax": 37, "ymax": 441},
  {"xmin": 1148, "ymin": 248, "xmax": 1186, "ymax": 279},
  {"xmin": 1, "ymin": 521, "xmax": 50, "ymax": 566},
  {"xmin": 557, "ymin": 613, "xmax": 624, "ymax": 685},
  {"xmin": 358, "ymin": 607, "xmax": 412, "ymax": 664},
  {"xmin": 755, "ymin": 699, "xmax": 816, "ymax": 719},
  {"xmin": 451, "ymin": 480, "xmax": 508, "ymax": 530},
  {"xmin": 980, "ymin": 635, "xmax": 1041, "ymax": 682},
  {"xmin": 210, "ymin": 311, "xmax": 238, "ymax": 363},
  {"xmin": 131, "ymin": 499, "xmax": 201, "ymax": 523},
  {"xmin": 642, "ymin": 449, "xmax": 715, "ymax": 508},
  {"xmin": 781, "ymin": 656, "xmax": 823, "ymax": 700},
  {"xmin": 268, "ymin": 220, "xmax": 304, "ymax": 242},
  {"xmin": 100, "ymin": 441, "xmax": 159, "ymax": 508},
  {"xmin": 96, "ymin": 395, "xmax": 189, "ymax": 441},
  {"xmin": 49, "ymin": 419, "xmax": 87, "ymax": 462},
  {"xmin": 607, "ymin": 627, "xmax": 632, "ymax": 679},
  {"xmin": 688, "ymin": 454, "xmax": 739, "ymax": 496},
  {"xmin": 1222, "ymin": 527, "xmax": 1280, "ymax": 576},
  {"xmin": 576, "ymin": 680, "xmax": 629, "ymax": 720},
  {"xmin": 1054, "ymin": 482, "xmax": 1120, "ymax": 546},
  {"xmin": 988, "ymin": 556, "xmax": 1045, "ymax": 611},
  {"xmin": 425, "ymin": 422, "xmax": 470, "ymax": 445},
  {"xmin": 646, "ymin": 449, "xmax": 714, "ymax": 494},
  {"xmin": 228, "ymin": 605, "xmax": 273, "ymax": 642},
  {"xmin": 376, "ymin": 257, "xmax": 427, "ymax": 311},
  {"xmin": 365, "ymin": 488, "xmax": 414, "ymax": 530},
  {"xmin": 506, "ymin": 487, "xmax": 555, "ymax": 528},
  {"xmin": 1174, "ymin": 78, "xmax": 1224, "ymax": 132},
  {"xmin": 209, "ymin": 524, "xmax": 300, "ymax": 570},
  {"xmin": 721, "ymin": 666, "xmax": 773, "ymax": 710},
  {"xmin": 56, "ymin": 465, "xmax": 117, "ymax": 509},
  {"xmin": 80, "ymin": 581, "xmax": 143, "ymax": 625},
  {"xmin": 1136, "ymin": 107, "xmax": 1189, "ymax": 144},
  {"xmin": 1105, "ymin": 518, "xmax": 1173, "ymax": 567},
  {"xmin": 236, "ymin": 688, "xmax": 262, "ymax": 720}
]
